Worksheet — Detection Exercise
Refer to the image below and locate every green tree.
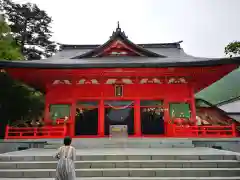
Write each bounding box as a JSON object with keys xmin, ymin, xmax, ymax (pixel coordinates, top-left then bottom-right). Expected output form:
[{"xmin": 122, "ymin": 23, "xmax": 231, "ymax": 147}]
[
  {"xmin": 0, "ymin": 18, "xmax": 44, "ymax": 139},
  {"xmin": 0, "ymin": 21, "xmax": 23, "ymax": 60},
  {"xmin": 0, "ymin": 74, "xmax": 44, "ymax": 124},
  {"xmin": 225, "ymin": 41, "xmax": 240, "ymax": 57},
  {"xmin": 2, "ymin": 0, "xmax": 57, "ymax": 60}
]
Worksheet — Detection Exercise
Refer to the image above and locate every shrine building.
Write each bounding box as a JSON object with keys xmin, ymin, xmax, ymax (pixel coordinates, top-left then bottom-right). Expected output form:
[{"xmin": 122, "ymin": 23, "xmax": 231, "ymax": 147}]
[{"xmin": 1, "ymin": 24, "xmax": 240, "ymax": 139}]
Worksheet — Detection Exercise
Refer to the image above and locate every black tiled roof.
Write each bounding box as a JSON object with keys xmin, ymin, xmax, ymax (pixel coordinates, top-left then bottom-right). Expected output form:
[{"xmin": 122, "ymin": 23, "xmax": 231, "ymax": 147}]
[
  {"xmin": 0, "ymin": 56, "xmax": 239, "ymax": 69},
  {"xmin": 0, "ymin": 23, "xmax": 239, "ymax": 69}
]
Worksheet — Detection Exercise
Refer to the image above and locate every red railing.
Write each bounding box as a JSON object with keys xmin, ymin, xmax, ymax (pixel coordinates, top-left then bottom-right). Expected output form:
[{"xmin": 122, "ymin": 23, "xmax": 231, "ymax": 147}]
[
  {"xmin": 5, "ymin": 125, "xmax": 67, "ymax": 139},
  {"xmin": 171, "ymin": 124, "xmax": 236, "ymax": 137}
]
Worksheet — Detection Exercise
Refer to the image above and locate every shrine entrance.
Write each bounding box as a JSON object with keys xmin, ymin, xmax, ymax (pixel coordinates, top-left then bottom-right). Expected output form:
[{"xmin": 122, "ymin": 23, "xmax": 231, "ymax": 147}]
[
  {"xmin": 75, "ymin": 101, "xmax": 99, "ymax": 136},
  {"xmin": 140, "ymin": 100, "xmax": 165, "ymax": 135},
  {"xmin": 104, "ymin": 101, "xmax": 134, "ymax": 136}
]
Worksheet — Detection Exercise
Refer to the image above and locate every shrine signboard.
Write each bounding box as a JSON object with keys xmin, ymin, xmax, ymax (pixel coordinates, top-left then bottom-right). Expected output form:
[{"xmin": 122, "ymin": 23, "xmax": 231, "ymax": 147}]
[{"xmin": 109, "ymin": 125, "xmax": 128, "ymax": 139}]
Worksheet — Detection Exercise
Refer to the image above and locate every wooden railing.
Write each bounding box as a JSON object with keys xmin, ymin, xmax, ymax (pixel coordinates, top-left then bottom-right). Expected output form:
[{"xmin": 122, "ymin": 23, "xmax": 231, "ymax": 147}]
[
  {"xmin": 5, "ymin": 125, "xmax": 67, "ymax": 139},
  {"xmin": 171, "ymin": 124, "xmax": 236, "ymax": 137}
]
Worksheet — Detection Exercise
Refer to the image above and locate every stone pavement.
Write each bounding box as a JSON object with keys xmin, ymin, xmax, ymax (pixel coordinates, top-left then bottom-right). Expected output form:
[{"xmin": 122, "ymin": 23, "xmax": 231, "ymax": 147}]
[{"xmin": 1, "ymin": 147, "xmax": 240, "ymax": 156}]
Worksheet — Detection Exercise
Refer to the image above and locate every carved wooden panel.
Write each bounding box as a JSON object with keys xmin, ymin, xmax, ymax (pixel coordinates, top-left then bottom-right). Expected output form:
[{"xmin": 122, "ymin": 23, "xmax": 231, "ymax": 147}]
[
  {"xmin": 105, "ymin": 78, "xmax": 133, "ymax": 84},
  {"xmin": 139, "ymin": 77, "xmax": 163, "ymax": 84},
  {"xmin": 52, "ymin": 80, "xmax": 72, "ymax": 85},
  {"xmin": 77, "ymin": 79, "xmax": 99, "ymax": 85},
  {"xmin": 167, "ymin": 77, "xmax": 188, "ymax": 84}
]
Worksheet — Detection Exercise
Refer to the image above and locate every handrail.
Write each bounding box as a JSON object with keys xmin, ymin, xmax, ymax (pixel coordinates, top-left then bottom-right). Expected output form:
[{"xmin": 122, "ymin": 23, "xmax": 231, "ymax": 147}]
[
  {"xmin": 5, "ymin": 125, "xmax": 67, "ymax": 139},
  {"xmin": 172, "ymin": 124, "xmax": 236, "ymax": 137}
]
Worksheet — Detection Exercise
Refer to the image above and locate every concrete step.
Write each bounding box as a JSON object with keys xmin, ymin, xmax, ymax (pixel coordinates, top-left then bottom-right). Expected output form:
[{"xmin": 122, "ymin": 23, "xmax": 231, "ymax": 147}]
[
  {"xmin": 0, "ymin": 160, "xmax": 239, "ymax": 169},
  {"xmin": 0, "ymin": 154, "xmax": 237, "ymax": 161},
  {"xmin": 44, "ymin": 138, "xmax": 195, "ymax": 149},
  {"xmin": 44, "ymin": 144, "xmax": 195, "ymax": 149},
  {"xmin": 1, "ymin": 178, "xmax": 240, "ymax": 180},
  {"xmin": 43, "ymin": 144, "xmax": 59, "ymax": 149},
  {"xmin": 0, "ymin": 168, "xmax": 240, "ymax": 178}
]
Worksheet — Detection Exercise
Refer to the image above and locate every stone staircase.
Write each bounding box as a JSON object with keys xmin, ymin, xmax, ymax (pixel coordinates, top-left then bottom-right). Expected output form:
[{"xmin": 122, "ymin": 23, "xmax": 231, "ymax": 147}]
[
  {"xmin": 0, "ymin": 150, "xmax": 240, "ymax": 179},
  {"xmin": 44, "ymin": 138, "xmax": 195, "ymax": 149}
]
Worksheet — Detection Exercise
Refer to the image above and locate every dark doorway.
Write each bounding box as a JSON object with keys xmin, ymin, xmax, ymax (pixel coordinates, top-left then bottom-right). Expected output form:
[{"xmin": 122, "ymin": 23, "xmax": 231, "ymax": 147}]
[
  {"xmin": 140, "ymin": 100, "xmax": 164, "ymax": 135},
  {"xmin": 75, "ymin": 101, "xmax": 98, "ymax": 136},
  {"xmin": 104, "ymin": 101, "xmax": 134, "ymax": 135}
]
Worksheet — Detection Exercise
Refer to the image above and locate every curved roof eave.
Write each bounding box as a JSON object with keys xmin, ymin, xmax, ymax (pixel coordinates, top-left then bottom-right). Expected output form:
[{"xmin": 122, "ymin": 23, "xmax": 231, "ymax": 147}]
[{"xmin": 0, "ymin": 57, "xmax": 240, "ymax": 69}]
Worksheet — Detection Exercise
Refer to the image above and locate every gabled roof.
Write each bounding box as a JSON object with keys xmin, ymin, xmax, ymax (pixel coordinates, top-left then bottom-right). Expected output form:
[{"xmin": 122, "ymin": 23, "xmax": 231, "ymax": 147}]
[
  {"xmin": 71, "ymin": 22, "xmax": 165, "ymax": 58},
  {"xmin": 50, "ymin": 41, "xmax": 184, "ymax": 61},
  {"xmin": 0, "ymin": 22, "xmax": 240, "ymax": 69}
]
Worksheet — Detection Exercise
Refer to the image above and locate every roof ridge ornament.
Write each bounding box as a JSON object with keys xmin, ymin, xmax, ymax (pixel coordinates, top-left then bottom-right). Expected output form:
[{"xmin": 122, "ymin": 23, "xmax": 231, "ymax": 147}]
[
  {"xmin": 109, "ymin": 21, "xmax": 128, "ymax": 39},
  {"xmin": 117, "ymin": 21, "xmax": 120, "ymax": 31}
]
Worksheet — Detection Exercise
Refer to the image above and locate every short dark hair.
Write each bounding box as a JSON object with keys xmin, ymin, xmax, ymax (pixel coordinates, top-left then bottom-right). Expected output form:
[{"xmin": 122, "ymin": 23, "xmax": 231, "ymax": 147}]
[{"xmin": 63, "ymin": 136, "xmax": 72, "ymax": 146}]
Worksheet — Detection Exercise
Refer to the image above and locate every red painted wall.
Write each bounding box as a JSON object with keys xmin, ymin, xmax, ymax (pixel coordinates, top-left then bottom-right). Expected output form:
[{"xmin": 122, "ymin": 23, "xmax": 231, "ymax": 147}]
[
  {"xmin": 44, "ymin": 83, "xmax": 193, "ymax": 137},
  {"xmin": 46, "ymin": 84, "xmax": 191, "ymax": 102},
  {"xmin": 46, "ymin": 85, "xmax": 74, "ymax": 103}
]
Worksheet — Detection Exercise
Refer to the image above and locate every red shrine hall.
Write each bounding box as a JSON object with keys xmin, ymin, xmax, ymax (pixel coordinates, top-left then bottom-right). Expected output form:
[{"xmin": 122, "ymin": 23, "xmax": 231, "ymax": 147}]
[{"xmin": 1, "ymin": 24, "xmax": 240, "ymax": 139}]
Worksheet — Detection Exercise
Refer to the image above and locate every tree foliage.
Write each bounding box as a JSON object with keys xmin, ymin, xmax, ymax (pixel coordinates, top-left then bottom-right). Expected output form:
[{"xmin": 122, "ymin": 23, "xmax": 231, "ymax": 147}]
[
  {"xmin": 225, "ymin": 41, "xmax": 240, "ymax": 57},
  {"xmin": 0, "ymin": 11, "xmax": 45, "ymax": 138},
  {"xmin": 0, "ymin": 21, "xmax": 23, "ymax": 60},
  {"xmin": 2, "ymin": 0, "xmax": 57, "ymax": 60},
  {"xmin": 0, "ymin": 71, "xmax": 45, "ymax": 137},
  {"xmin": 0, "ymin": 73, "xmax": 44, "ymax": 125}
]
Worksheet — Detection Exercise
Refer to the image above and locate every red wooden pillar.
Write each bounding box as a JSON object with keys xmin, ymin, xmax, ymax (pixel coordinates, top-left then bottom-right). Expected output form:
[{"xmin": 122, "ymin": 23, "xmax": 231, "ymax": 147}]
[
  {"xmin": 190, "ymin": 86, "xmax": 196, "ymax": 124},
  {"xmin": 98, "ymin": 99, "xmax": 105, "ymax": 137},
  {"xmin": 134, "ymin": 99, "xmax": 141, "ymax": 137},
  {"xmin": 69, "ymin": 101, "xmax": 76, "ymax": 137},
  {"xmin": 44, "ymin": 103, "xmax": 50, "ymax": 124},
  {"xmin": 69, "ymin": 78, "xmax": 77, "ymax": 137},
  {"xmin": 44, "ymin": 83, "xmax": 51, "ymax": 125},
  {"xmin": 163, "ymin": 99, "xmax": 171, "ymax": 137},
  {"xmin": 232, "ymin": 123, "xmax": 237, "ymax": 137}
]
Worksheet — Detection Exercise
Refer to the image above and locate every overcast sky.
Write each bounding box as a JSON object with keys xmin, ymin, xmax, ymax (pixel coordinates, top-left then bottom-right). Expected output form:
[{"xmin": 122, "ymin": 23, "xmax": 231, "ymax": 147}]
[{"xmin": 13, "ymin": 0, "xmax": 240, "ymax": 58}]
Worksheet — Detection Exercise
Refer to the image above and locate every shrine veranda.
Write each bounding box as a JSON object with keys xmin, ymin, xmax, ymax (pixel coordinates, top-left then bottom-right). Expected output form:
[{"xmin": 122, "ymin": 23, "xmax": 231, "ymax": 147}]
[{"xmin": 1, "ymin": 24, "xmax": 240, "ymax": 139}]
